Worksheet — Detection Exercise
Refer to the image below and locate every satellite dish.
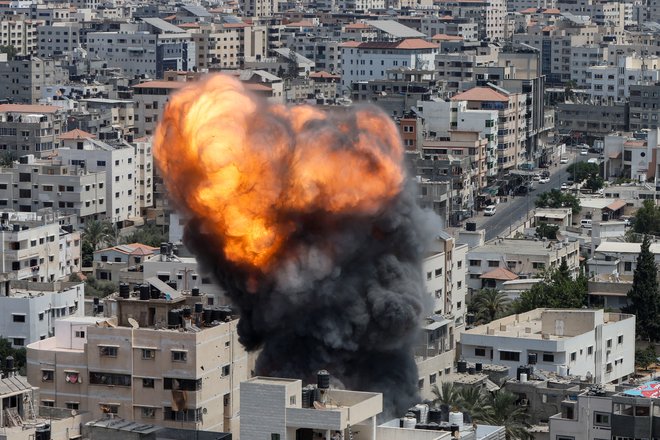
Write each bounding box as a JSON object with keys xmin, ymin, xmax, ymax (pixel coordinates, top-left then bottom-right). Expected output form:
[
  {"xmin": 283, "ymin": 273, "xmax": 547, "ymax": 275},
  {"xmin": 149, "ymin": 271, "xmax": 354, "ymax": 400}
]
[
  {"xmin": 128, "ymin": 318, "xmax": 140, "ymax": 329},
  {"xmin": 71, "ymin": 409, "xmax": 77, "ymax": 416},
  {"xmin": 203, "ymin": 408, "xmax": 208, "ymax": 415}
]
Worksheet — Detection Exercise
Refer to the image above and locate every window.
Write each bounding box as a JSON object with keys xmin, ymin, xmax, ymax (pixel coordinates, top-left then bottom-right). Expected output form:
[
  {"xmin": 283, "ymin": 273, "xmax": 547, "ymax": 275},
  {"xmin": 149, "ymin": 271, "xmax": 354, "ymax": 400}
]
[
  {"xmin": 435, "ymin": 268, "xmax": 442, "ymax": 277},
  {"xmin": 142, "ymin": 349, "xmax": 155, "ymax": 360},
  {"xmin": 289, "ymin": 395, "xmax": 296, "ymax": 405},
  {"xmin": 532, "ymin": 262, "xmax": 545, "ymax": 269},
  {"xmin": 624, "ymin": 261, "xmax": 632, "ymax": 271},
  {"xmin": 488, "ymin": 260, "xmax": 499, "ymax": 267},
  {"xmin": 500, "ymin": 351, "xmax": 520, "ymax": 362},
  {"xmin": 457, "ymin": 261, "xmax": 462, "ymax": 268},
  {"xmin": 430, "ymin": 373, "xmax": 436, "ymax": 384},
  {"xmin": 75, "ymin": 331, "xmax": 85, "ymax": 338},
  {"xmin": 42, "ymin": 400, "xmax": 54, "ymax": 407},
  {"xmin": 171, "ymin": 350, "xmax": 187, "ymax": 362},
  {"xmin": 90, "ymin": 372, "xmax": 131, "ymax": 386},
  {"xmin": 570, "ymin": 352, "xmax": 576, "ymax": 361},
  {"xmin": 588, "ymin": 346, "xmax": 593, "ymax": 355},
  {"xmin": 426, "ymin": 272, "xmax": 432, "ymax": 280},
  {"xmin": 607, "ymin": 339, "xmax": 612, "ymax": 348},
  {"xmin": 41, "ymin": 370, "xmax": 54, "ymax": 382},
  {"xmin": 12, "ymin": 314, "xmax": 25, "ymax": 323},
  {"xmin": 594, "ymin": 412, "xmax": 610, "ymax": 426},
  {"xmin": 469, "ymin": 259, "xmax": 481, "ymax": 266},
  {"xmin": 65, "ymin": 402, "xmax": 79, "ymax": 410},
  {"xmin": 141, "ymin": 407, "xmax": 156, "ymax": 418},
  {"xmin": 100, "ymin": 404, "xmax": 119, "ymax": 414},
  {"xmin": 606, "ymin": 362, "xmax": 612, "ymax": 372},
  {"xmin": 617, "ymin": 335, "xmax": 623, "ymax": 344},
  {"xmin": 475, "ymin": 348, "xmax": 486, "ymax": 357},
  {"xmin": 556, "ymin": 437, "xmax": 574, "ymax": 440},
  {"xmin": 38, "ymin": 312, "xmax": 44, "ymax": 321},
  {"xmin": 163, "ymin": 377, "xmax": 201, "ymax": 391},
  {"xmin": 222, "ymin": 365, "xmax": 230, "ymax": 376},
  {"xmin": 418, "ymin": 378, "xmax": 424, "ymax": 389},
  {"xmin": 99, "ymin": 346, "xmax": 118, "ymax": 357},
  {"xmin": 143, "ymin": 378, "xmax": 154, "ymax": 388},
  {"xmin": 13, "ymin": 338, "xmax": 24, "ymax": 346}
]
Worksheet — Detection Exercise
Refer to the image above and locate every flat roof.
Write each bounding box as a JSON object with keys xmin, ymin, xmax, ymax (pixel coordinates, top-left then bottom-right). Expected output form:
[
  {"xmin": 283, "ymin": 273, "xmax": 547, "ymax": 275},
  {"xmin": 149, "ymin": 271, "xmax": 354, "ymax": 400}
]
[
  {"xmin": 364, "ymin": 19, "xmax": 426, "ymax": 38},
  {"xmin": 622, "ymin": 381, "xmax": 660, "ymax": 398},
  {"xmin": 596, "ymin": 241, "xmax": 660, "ymax": 254},
  {"xmin": 470, "ymin": 238, "xmax": 575, "ymax": 257}
]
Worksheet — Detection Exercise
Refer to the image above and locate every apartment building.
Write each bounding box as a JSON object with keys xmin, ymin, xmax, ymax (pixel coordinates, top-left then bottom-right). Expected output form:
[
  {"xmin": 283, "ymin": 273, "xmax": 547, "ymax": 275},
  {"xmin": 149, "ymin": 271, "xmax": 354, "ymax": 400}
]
[
  {"xmin": 77, "ymin": 98, "xmax": 136, "ymax": 139},
  {"xmin": 240, "ymin": 0, "xmax": 278, "ymax": 18},
  {"xmin": 0, "ymin": 153, "xmax": 106, "ymax": 221},
  {"xmin": 36, "ymin": 22, "xmax": 81, "ymax": 58},
  {"xmin": 27, "ymin": 287, "xmax": 250, "ymax": 433},
  {"xmin": 0, "ymin": 16, "xmax": 40, "ymax": 56},
  {"xmin": 339, "ymin": 39, "xmax": 438, "ymax": 90},
  {"xmin": 0, "ymin": 279, "xmax": 84, "ymax": 347},
  {"xmin": 570, "ymin": 45, "xmax": 609, "ymax": 88},
  {"xmin": 629, "ymin": 83, "xmax": 660, "ymax": 131},
  {"xmin": 132, "ymin": 80, "xmax": 186, "ymax": 137},
  {"xmin": 556, "ymin": 102, "xmax": 629, "ymax": 138},
  {"xmin": 466, "ymin": 237, "xmax": 580, "ymax": 294},
  {"xmin": 587, "ymin": 55, "xmax": 660, "ymax": 104},
  {"xmin": 0, "ymin": 210, "xmax": 81, "ymax": 282},
  {"xmin": 434, "ymin": 0, "xmax": 507, "ymax": 41},
  {"xmin": 460, "ymin": 308, "xmax": 635, "ymax": 384},
  {"xmin": 241, "ymin": 376, "xmax": 381, "ymax": 440},
  {"xmin": 602, "ymin": 129, "xmax": 660, "ymax": 181},
  {"xmin": 451, "ymin": 87, "xmax": 527, "ymax": 171},
  {"xmin": 0, "ymin": 57, "xmax": 68, "ymax": 105},
  {"xmin": 57, "ymin": 134, "xmax": 139, "ymax": 227},
  {"xmin": 423, "ymin": 17, "xmax": 479, "ymax": 41},
  {"xmin": 93, "ymin": 243, "xmax": 159, "ymax": 283}
]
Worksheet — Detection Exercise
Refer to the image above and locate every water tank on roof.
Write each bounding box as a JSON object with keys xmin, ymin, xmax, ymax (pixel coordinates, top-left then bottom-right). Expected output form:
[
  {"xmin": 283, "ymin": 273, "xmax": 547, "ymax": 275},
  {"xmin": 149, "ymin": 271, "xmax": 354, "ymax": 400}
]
[
  {"xmin": 317, "ymin": 370, "xmax": 330, "ymax": 389},
  {"xmin": 139, "ymin": 284, "xmax": 150, "ymax": 301},
  {"xmin": 449, "ymin": 411, "xmax": 463, "ymax": 429},
  {"xmin": 119, "ymin": 283, "xmax": 130, "ymax": 299},
  {"xmin": 457, "ymin": 360, "xmax": 467, "ymax": 373}
]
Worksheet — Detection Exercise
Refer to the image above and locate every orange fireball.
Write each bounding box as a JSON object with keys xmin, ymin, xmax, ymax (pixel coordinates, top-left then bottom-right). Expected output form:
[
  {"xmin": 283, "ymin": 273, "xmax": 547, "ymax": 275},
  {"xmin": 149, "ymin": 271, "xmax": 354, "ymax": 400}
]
[{"xmin": 153, "ymin": 74, "xmax": 405, "ymax": 275}]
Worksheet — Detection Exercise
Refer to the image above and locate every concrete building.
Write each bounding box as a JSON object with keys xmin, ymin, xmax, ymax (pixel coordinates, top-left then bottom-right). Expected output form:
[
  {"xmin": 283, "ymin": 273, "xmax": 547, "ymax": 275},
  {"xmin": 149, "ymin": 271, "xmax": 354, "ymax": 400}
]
[
  {"xmin": 0, "ymin": 57, "xmax": 68, "ymax": 105},
  {"xmin": 433, "ymin": 0, "xmax": 507, "ymax": 41},
  {"xmin": 0, "ymin": 210, "xmax": 81, "ymax": 283},
  {"xmin": 36, "ymin": 22, "xmax": 81, "ymax": 58},
  {"xmin": 241, "ymin": 0, "xmax": 278, "ymax": 18},
  {"xmin": 0, "ymin": 103, "xmax": 65, "ymax": 157},
  {"xmin": 629, "ymin": 83, "xmax": 660, "ymax": 131},
  {"xmin": 570, "ymin": 45, "xmax": 609, "ymax": 88},
  {"xmin": 451, "ymin": 87, "xmax": 527, "ymax": 171},
  {"xmin": 339, "ymin": 39, "xmax": 438, "ymax": 91},
  {"xmin": 93, "ymin": 243, "xmax": 159, "ymax": 283},
  {"xmin": 587, "ymin": 55, "xmax": 660, "ymax": 104},
  {"xmin": 240, "ymin": 375, "xmax": 382, "ymax": 440},
  {"xmin": 602, "ymin": 130, "xmax": 660, "ymax": 181},
  {"xmin": 460, "ymin": 308, "xmax": 636, "ymax": 384},
  {"xmin": 0, "ymin": 17, "xmax": 40, "ymax": 56},
  {"xmin": 0, "ymin": 279, "xmax": 84, "ymax": 347},
  {"xmin": 466, "ymin": 238, "xmax": 580, "ymax": 294},
  {"xmin": 27, "ymin": 284, "xmax": 250, "ymax": 433},
  {"xmin": 132, "ymin": 80, "xmax": 185, "ymax": 137},
  {"xmin": 556, "ymin": 103, "xmax": 629, "ymax": 139}
]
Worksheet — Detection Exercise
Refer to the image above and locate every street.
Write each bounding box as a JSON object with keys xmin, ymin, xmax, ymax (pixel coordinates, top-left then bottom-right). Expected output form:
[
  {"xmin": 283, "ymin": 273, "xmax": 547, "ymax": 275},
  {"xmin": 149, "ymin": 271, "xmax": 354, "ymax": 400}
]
[{"xmin": 475, "ymin": 148, "xmax": 595, "ymax": 241}]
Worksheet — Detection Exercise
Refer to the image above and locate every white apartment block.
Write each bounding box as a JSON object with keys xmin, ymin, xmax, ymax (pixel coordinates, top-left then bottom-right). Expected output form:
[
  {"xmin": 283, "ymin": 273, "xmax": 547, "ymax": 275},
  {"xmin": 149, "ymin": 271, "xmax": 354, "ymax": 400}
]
[
  {"xmin": 0, "ymin": 153, "xmax": 106, "ymax": 220},
  {"xmin": 240, "ymin": 0, "xmax": 278, "ymax": 18},
  {"xmin": 460, "ymin": 309, "xmax": 635, "ymax": 384},
  {"xmin": 589, "ymin": 241, "xmax": 660, "ymax": 280},
  {"xmin": 337, "ymin": 0, "xmax": 385, "ymax": 11},
  {"xmin": 434, "ymin": 0, "xmax": 507, "ymax": 41},
  {"xmin": 36, "ymin": 22, "xmax": 81, "ymax": 57},
  {"xmin": 0, "ymin": 16, "xmax": 40, "ymax": 56},
  {"xmin": 0, "ymin": 279, "xmax": 84, "ymax": 347},
  {"xmin": 570, "ymin": 45, "xmax": 609, "ymax": 88},
  {"xmin": 0, "ymin": 211, "xmax": 81, "ymax": 282},
  {"xmin": 587, "ymin": 55, "xmax": 660, "ymax": 104},
  {"xmin": 466, "ymin": 238, "xmax": 580, "ymax": 294},
  {"xmin": 27, "ymin": 292, "xmax": 250, "ymax": 433},
  {"xmin": 57, "ymin": 135, "xmax": 139, "ymax": 227},
  {"xmin": 134, "ymin": 137, "xmax": 153, "ymax": 215},
  {"xmin": 340, "ymin": 39, "xmax": 438, "ymax": 90},
  {"xmin": 240, "ymin": 376, "xmax": 382, "ymax": 440}
]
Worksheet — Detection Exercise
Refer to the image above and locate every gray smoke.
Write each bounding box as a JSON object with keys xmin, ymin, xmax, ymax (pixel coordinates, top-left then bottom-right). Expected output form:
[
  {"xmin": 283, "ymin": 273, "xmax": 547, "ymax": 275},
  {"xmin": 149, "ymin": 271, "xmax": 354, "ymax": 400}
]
[{"xmin": 172, "ymin": 104, "xmax": 440, "ymax": 417}]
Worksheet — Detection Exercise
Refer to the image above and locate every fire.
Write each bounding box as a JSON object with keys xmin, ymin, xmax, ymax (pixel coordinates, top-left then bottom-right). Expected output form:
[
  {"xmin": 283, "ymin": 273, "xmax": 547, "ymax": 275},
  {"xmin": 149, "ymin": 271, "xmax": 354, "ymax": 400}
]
[{"xmin": 153, "ymin": 74, "xmax": 405, "ymax": 274}]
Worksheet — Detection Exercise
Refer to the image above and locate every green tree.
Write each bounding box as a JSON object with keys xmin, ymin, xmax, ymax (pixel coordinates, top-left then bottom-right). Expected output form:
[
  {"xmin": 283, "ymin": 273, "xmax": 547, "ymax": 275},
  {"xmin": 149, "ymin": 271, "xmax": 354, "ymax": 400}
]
[
  {"xmin": 536, "ymin": 222, "xmax": 559, "ymax": 239},
  {"xmin": 485, "ymin": 390, "xmax": 533, "ymax": 440},
  {"xmin": 635, "ymin": 346, "xmax": 657, "ymax": 371},
  {"xmin": 622, "ymin": 235, "xmax": 660, "ymax": 341},
  {"xmin": 81, "ymin": 219, "xmax": 115, "ymax": 268},
  {"xmin": 584, "ymin": 173, "xmax": 604, "ymax": 192},
  {"xmin": 470, "ymin": 289, "xmax": 511, "ymax": 324},
  {"xmin": 431, "ymin": 381, "xmax": 462, "ymax": 409},
  {"xmin": 512, "ymin": 261, "xmax": 588, "ymax": 313},
  {"xmin": 457, "ymin": 386, "xmax": 492, "ymax": 421},
  {"xmin": 0, "ymin": 151, "xmax": 15, "ymax": 167},
  {"xmin": 122, "ymin": 223, "xmax": 167, "ymax": 247},
  {"xmin": 84, "ymin": 275, "xmax": 118, "ymax": 298},
  {"xmin": 633, "ymin": 200, "xmax": 660, "ymax": 236},
  {"xmin": 0, "ymin": 337, "xmax": 27, "ymax": 375},
  {"xmin": 0, "ymin": 45, "xmax": 17, "ymax": 59},
  {"xmin": 535, "ymin": 189, "xmax": 581, "ymax": 214},
  {"xmin": 566, "ymin": 162, "xmax": 599, "ymax": 182}
]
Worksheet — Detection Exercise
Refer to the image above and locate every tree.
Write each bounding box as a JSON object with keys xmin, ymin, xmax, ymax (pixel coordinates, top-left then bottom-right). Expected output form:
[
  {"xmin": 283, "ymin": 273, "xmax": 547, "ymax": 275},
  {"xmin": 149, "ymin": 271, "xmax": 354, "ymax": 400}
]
[
  {"xmin": 633, "ymin": 200, "xmax": 660, "ymax": 237},
  {"xmin": 535, "ymin": 189, "xmax": 581, "ymax": 214},
  {"xmin": 485, "ymin": 390, "xmax": 533, "ymax": 440},
  {"xmin": 0, "ymin": 151, "xmax": 15, "ymax": 167},
  {"xmin": 122, "ymin": 223, "xmax": 167, "ymax": 247},
  {"xmin": 635, "ymin": 346, "xmax": 657, "ymax": 371},
  {"xmin": 566, "ymin": 162, "xmax": 599, "ymax": 182},
  {"xmin": 470, "ymin": 289, "xmax": 510, "ymax": 324},
  {"xmin": 457, "ymin": 386, "xmax": 492, "ymax": 421},
  {"xmin": 584, "ymin": 173, "xmax": 604, "ymax": 192},
  {"xmin": 431, "ymin": 381, "xmax": 462, "ymax": 409},
  {"xmin": 0, "ymin": 337, "xmax": 27, "ymax": 375},
  {"xmin": 622, "ymin": 235, "xmax": 660, "ymax": 341},
  {"xmin": 512, "ymin": 261, "xmax": 588, "ymax": 313},
  {"xmin": 0, "ymin": 45, "xmax": 17, "ymax": 59},
  {"xmin": 536, "ymin": 222, "xmax": 559, "ymax": 240},
  {"xmin": 81, "ymin": 219, "xmax": 115, "ymax": 268}
]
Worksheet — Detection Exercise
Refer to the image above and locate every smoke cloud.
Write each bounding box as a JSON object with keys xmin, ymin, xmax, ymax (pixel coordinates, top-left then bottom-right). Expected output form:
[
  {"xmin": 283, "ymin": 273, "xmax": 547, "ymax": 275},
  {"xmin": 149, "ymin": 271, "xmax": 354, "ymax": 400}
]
[{"xmin": 154, "ymin": 75, "xmax": 440, "ymax": 416}]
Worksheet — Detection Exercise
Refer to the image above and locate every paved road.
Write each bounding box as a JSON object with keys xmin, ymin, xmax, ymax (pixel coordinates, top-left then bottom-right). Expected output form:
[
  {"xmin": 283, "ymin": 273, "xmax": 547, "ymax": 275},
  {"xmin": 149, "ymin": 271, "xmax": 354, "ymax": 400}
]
[{"xmin": 477, "ymin": 149, "xmax": 594, "ymax": 241}]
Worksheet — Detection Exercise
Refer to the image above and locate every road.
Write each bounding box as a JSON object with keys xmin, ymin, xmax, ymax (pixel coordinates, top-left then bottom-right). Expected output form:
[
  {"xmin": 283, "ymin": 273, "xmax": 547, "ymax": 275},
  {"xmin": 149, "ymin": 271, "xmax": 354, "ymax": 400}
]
[{"xmin": 477, "ymin": 148, "xmax": 595, "ymax": 241}]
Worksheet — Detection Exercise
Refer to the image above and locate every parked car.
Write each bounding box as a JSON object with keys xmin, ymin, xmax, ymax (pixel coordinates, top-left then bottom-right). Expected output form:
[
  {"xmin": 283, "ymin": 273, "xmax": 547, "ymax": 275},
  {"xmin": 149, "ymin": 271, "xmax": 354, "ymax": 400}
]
[
  {"xmin": 539, "ymin": 177, "xmax": 550, "ymax": 184},
  {"xmin": 580, "ymin": 149, "xmax": 588, "ymax": 156},
  {"xmin": 533, "ymin": 174, "xmax": 541, "ymax": 181},
  {"xmin": 484, "ymin": 205, "xmax": 497, "ymax": 216},
  {"xmin": 560, "ymin": 157, "xmax": 569, "ymax": 164},
  {"xmin": 561, "ymin": 182, "xmax": 569, "ymax": 190}
]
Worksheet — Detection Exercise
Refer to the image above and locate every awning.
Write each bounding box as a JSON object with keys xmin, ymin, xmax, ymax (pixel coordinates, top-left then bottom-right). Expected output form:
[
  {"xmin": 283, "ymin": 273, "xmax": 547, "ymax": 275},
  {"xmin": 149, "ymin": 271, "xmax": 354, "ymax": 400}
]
[
  {"xmin": 485, "ymin": 379, "xmax": 500, "ymax": 392},
  {"xmin": 606, "ymin": 200, "xmax": 626, "ymax": 211}
]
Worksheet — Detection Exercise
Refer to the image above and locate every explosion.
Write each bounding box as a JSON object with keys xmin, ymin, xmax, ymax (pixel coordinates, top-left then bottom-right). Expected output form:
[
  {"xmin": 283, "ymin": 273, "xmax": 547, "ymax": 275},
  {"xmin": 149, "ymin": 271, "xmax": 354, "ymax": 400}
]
[{"xmin": 154, "ymin": 74, "xmax": 438, "ymax": 416}]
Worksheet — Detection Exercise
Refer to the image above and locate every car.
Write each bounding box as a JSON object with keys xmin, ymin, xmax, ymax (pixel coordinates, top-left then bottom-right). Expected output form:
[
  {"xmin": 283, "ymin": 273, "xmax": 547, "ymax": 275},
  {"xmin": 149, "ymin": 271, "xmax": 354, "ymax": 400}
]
[
  {"xmin": 560, "ymin": 157, "xmax": 569, "ymax": 164},
  {"xmin": 541, "ymin": 170, "xmax": 550, "ymax": 178},
  {"xmin": 483, "ymin": 205, "xmax": 497, "ymax": 216},
  {"xmin": 533, "ymin": 174, "xmax": 541, "ymax": 181},
  {"xmin": 539, "ymin": 177, "xmax": 550, "ymax": 184},
  {"xmin": 580, "ymin": 149, "xmax": 588, "ymax": 156},
  {"xmin": 561, "ymin": 182, "xmax": 569, "ymax": 190}
]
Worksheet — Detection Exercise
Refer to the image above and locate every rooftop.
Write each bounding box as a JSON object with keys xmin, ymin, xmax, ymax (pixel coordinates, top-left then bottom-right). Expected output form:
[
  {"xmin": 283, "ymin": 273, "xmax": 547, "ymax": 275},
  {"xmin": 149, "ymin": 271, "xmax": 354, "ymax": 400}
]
[
  {"xmin": 595, "ymin": 241, "xmax": 660, "ymax": 254},
  {"xmin": 452, "ymin": 87, "xmax": 509, "ymax": 102},
  {"xmin": 469, "ymin": 237, "xmax": 576, "ymax": 257},
  {"xmin": 0, "ymin": 104, "xmax": 60, "ymax": 114}
]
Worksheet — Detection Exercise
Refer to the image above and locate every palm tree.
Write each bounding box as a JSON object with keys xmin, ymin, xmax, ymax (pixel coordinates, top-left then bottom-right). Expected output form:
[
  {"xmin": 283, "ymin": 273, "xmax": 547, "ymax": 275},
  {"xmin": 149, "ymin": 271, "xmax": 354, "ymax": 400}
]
[
  {"xmin": 82, "ymin": 219, "xmax": 115, "ymax": 251},
  {"xmin": 470, "ymin": 289, "xmax": 510, "ymax": 324},
  {"xmin": 457, "ymin": 386, "xmax": 491, "ymax": 422},
  {"xmin": 431, "ymin": 381, "xmax": 462, "ymax": 410},
  {"xmin": 485, "ymin": 390, "xmax": 533, "ymax": 440}
]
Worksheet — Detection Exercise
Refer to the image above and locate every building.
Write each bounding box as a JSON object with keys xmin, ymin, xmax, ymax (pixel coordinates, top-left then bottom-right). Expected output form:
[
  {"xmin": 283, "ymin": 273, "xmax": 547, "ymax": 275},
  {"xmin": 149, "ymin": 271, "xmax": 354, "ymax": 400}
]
[
  {"xmin": 36, "ymin": 22, "xmax": 81, "ymax": 58},
  {"xmin": 451, "ymin": 87, "xmax": 527, "ymax": 171},
  {"xmin": 556, "ymin": 103, "xmax": 629, "ymax": 139},
  {"xmin": 0, "ymin": 103, "xmax": 65, "ymax": 157},
  {"xmin": 587, "ymin": 55, "xmax": 660, "ymax": 104},
  {"xmin": 0, "ymin": 17, "xmax": 40, "ymax": 56},
  {"xmin": 340, "ymin": 39, "xmax": 438, "ymax": 91},
  {"xmin": 0, "ymin": 57, "xmax": 67, "ymax": 105},
  {"xmin": 85, "ymin": 418, "xmax": 231, "ymax": 440},
  {"xmin": 240, "ymin": 375, "xmax": 382, "ymax": 440},
  {"xmin": 629, "ymin": 83, "xmax": 660, "ymax": 131},
  {"xmin": 461, "ymin": 309, "xmax": 635, "ymax": 384},
  {"xmin": 0, "ymin": 279, "xmax": 84, "ymax": 347},
  {"xmin": 602, "ymin": 129, "xmax": 660, "ymax": 181},
  {"xmin": 26, "ymin": 283, "xmax": 250, "ymax": 433},
  {"xmin": 466, "ymin": 238, "xmax": 580, "ymax": 294},
  {"xmin": 132, "ymin": 80, "xmax": 186, "ymax": 137},
  {"xmin": 240, "ymin": 0, "xmax": 278, "ymax": 18},
  {"xmin": 0, "ymin": 210, "xmax": 81, "ymax": 283},
  {"xmin": 93, "ymin": 243, "xmax": 159, "ymax": 283}
]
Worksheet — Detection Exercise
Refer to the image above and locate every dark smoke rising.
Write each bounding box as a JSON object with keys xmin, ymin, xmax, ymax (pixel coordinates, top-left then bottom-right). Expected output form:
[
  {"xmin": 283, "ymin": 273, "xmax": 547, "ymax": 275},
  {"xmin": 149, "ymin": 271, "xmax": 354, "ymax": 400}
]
[{"xmin": 184, "ymin": 175, "xmax": 439, "ymax": 417}]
